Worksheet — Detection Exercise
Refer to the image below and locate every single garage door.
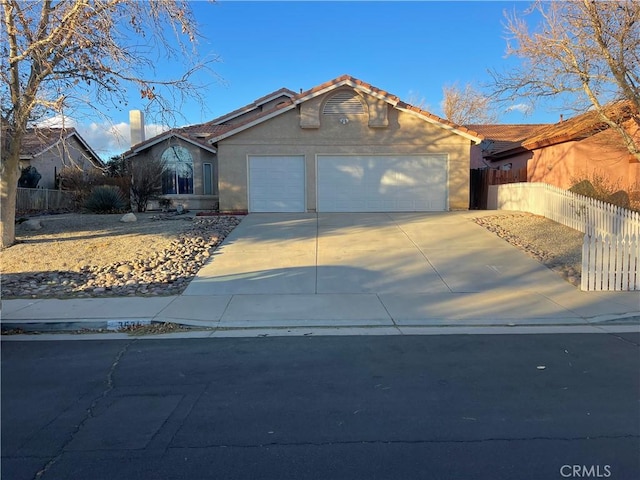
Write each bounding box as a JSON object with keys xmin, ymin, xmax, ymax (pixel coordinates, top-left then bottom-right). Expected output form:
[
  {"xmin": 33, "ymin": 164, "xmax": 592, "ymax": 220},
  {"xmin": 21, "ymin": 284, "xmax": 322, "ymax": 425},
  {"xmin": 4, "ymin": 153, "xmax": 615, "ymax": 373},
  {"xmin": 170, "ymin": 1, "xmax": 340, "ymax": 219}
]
[
  {"xmin": 249, "ymin": 155, "xmax": 305, "ymax": 212},
  {"xmin": 317, "ymin": 155, "xmax": 447, "ymax": 212}
]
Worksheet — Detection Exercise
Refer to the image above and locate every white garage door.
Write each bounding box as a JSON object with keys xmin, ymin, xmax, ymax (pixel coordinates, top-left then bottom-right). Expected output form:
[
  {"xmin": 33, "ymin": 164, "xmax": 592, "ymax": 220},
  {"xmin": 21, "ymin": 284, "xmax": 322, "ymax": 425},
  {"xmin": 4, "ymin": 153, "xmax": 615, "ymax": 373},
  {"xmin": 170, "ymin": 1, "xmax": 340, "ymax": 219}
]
[
  {"xmin": 249, "ymin": 156, "xmax": 305, "ymax": 212},
  {"xmin": 317, "ymin": 155, "xmax": 448, "ymax": 212}
]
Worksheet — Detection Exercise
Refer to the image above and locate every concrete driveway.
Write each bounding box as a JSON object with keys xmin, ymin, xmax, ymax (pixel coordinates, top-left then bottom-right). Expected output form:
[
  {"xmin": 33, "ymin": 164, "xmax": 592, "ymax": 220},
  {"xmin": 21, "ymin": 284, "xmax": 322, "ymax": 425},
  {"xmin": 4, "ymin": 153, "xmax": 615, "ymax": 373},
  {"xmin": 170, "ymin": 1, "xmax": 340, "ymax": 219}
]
[
  {"xmin": 185, "ymin": 212, "xmax": 570, "ymax": 296},
  {"xmin": 170, "ymin": 212, "xmax": 640, "ymax": 328},
  {"xmin": 4, "ymin": 212, "xmax": 638, "ymax": 333}
]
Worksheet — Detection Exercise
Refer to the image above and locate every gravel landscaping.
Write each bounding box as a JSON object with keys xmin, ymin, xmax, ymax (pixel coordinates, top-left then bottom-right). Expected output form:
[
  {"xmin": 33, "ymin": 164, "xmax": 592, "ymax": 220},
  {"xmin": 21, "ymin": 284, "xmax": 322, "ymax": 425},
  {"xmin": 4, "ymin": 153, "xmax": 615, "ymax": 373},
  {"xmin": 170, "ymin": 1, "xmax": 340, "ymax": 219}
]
[
  {"xmin": 1, "ymin": 212, "xmax": 242, "ymax": 298},
  {"xmin": 474, "ymin": 212, "xmax": 584, "ymax": 286}
]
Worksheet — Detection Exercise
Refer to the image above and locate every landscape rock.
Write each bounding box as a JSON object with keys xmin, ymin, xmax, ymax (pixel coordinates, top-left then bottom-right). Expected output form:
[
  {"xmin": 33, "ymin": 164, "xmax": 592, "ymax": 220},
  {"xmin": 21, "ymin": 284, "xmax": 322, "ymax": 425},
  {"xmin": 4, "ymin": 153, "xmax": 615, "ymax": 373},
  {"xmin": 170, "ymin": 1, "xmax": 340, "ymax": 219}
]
[
  {"xmin": 23, "ymin": 219, "xmax": 42, "ymax": 230},
  {"xmin": 120, "ymin": 213, "xmax": 137, "ymax": 223},
  {"xmin": 1, "ymin": 216, "xmax": 242, "ymax": 299}
]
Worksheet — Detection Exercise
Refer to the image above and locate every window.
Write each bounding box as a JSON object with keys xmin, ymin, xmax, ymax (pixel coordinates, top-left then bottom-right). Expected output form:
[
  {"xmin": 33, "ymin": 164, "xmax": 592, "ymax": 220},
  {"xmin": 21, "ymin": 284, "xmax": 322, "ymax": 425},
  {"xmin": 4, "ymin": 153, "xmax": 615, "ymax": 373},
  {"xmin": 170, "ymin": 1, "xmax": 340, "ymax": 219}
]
[
  {"xmin": 161, "ymin": 146, "xmax": 193, "ymax": 194},
  {"xmin": 203, "ymin": 163, "xmax": 213, "ymax": 195},
  {"xmin": 322, "ymin": 91, "xmax": 365, "ymax": 115}
]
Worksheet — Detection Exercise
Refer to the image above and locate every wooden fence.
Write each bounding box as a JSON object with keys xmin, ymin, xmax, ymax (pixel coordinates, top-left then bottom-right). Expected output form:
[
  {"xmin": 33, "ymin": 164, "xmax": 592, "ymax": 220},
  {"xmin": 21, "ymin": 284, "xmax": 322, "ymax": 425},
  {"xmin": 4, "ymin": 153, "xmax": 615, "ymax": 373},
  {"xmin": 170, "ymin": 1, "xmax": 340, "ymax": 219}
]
[
  {"xmin": 489, "ymin": 182, "xmax": 640, "ymax": 291},
  {"xmin": 581, "ymin": 235, "xmax": 639, "ymax": 291},
  {"xmin": 469, "ymin": 167, "xmax": 527, "ymax": 210},
  {"xmin": 16, "ymin": 187, "xmax": 75, "ymax": 212}
]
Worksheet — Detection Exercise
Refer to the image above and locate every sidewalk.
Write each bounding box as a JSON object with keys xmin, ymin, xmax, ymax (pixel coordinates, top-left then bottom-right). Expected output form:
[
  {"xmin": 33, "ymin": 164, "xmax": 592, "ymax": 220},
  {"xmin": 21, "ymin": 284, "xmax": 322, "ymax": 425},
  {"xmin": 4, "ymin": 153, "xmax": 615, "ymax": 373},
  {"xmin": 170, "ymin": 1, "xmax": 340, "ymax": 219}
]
[
  {"xmin": 2, "ymin": 289, "xmax": 639, "ymax": 339},
  {"xmin": 2, "ymin": 212, "xmax": 639, "ymax": 339}
]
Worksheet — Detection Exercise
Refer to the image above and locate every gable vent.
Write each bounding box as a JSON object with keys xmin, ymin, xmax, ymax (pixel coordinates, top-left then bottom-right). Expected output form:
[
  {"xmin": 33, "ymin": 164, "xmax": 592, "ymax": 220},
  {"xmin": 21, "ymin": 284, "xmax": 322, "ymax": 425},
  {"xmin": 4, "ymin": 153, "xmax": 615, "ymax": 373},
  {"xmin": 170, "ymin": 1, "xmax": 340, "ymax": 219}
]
[{"xmin": 323, "ymin": 91, "xmax": 365, "ymax": 115}]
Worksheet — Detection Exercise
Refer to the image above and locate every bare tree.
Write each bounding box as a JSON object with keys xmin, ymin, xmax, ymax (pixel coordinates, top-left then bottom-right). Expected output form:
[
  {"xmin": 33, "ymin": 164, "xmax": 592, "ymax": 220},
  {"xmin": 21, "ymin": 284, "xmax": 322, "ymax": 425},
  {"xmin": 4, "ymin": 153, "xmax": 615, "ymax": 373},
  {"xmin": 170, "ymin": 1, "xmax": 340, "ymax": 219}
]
[
  {"xmin": 130, "ymin": 155, "xmax": 165, "ymax": 213},
  {"xmin": 441, "ymin": 82, "xmax": 499, "ymax": 125},
  {"xmin": 492, "ymin": 0, "xmax": 640, "ymax": 159},
  {"xmin": 1, "ymin": 0, "xmax": 216, "ymax": 247}
]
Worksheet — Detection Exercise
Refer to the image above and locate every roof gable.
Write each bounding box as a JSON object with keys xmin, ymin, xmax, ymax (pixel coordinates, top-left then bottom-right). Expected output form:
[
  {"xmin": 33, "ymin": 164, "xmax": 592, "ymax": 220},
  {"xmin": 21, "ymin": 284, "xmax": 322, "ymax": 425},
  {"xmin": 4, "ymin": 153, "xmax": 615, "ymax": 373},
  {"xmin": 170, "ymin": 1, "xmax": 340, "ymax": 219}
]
[
  {"xmin": 209, "ymin": 87, "xmax": 296, "ymax": 125},
  {"xmin": 207, "ymin": 75, "xmax": 484, "ymax": 144},
  {"xmin": 20, "ymin": 128, "xmax": 104, "ymax": 167},
  {"xmin": 123, "ymin": 128, "xmax": 219, "ymax": 158}
]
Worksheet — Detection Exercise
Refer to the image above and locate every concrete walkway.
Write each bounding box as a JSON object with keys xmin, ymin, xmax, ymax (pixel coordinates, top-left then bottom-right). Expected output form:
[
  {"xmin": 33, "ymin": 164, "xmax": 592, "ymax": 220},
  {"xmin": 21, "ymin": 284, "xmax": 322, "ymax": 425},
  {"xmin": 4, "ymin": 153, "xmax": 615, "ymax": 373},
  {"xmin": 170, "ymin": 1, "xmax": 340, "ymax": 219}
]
[{"xmin": 2, "ymin": 212, "xmax": 639, "ymax": 337}]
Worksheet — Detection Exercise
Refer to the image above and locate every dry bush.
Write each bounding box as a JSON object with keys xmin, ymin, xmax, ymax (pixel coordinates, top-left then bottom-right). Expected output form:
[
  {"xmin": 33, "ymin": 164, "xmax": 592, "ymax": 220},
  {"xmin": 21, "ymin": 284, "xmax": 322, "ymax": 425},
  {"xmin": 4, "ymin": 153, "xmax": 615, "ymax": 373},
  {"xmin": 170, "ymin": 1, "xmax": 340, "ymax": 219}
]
[{"xmin": 569, "ymin": 172, "xmax": 635, "ymax": 210}]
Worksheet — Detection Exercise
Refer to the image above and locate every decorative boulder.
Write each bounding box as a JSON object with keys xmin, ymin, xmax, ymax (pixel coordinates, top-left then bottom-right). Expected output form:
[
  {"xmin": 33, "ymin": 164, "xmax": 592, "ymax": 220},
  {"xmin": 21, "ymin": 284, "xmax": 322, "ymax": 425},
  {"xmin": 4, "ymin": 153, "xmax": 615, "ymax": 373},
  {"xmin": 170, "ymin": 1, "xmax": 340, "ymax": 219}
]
[
  {"xmin": 120, "ymin": 213, "xmax": 137, "ymax": 223},
  {"xmin": 23, "ymin": 219, "xmax": 42, "ymax": 230}
]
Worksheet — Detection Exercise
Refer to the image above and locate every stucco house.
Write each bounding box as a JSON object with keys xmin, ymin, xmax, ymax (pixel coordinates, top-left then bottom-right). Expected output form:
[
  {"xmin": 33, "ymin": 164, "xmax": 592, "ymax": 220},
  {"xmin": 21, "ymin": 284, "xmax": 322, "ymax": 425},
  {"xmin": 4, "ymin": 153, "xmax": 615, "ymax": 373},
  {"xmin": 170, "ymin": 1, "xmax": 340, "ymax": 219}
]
[
  {"xmin": 471, "ymin": 102, "xmax": 640, "ymax": 194},
  {"xmin": 18, "ymin": 128, "xmax": 105, "ymax": 189},
  {"xmin": 124, "ymin": 75, "xmax": 483, "ymax": 212}
]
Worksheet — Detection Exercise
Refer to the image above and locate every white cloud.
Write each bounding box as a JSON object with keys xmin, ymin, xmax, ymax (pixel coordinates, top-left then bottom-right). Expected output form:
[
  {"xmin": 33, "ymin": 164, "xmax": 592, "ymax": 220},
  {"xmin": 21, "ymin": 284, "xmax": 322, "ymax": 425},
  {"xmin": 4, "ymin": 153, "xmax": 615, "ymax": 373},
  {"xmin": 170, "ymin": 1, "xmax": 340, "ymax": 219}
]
[
  {"xmin": 505, "ymin": 103, "xmax": 533, "ymax": 115},
  {"xmin": 79, "ymin": 122, "xmax": 167, "ymax": 160}
]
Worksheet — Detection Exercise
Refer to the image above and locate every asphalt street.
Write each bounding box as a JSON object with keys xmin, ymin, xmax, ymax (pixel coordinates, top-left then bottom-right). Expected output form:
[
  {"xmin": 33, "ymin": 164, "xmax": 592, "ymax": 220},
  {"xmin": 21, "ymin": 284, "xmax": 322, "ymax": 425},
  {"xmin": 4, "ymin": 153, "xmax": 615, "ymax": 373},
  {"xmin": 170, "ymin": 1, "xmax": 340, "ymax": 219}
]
[{"xmin": 2, "ymin": 333, "xmax": 639, "ymax": 480}]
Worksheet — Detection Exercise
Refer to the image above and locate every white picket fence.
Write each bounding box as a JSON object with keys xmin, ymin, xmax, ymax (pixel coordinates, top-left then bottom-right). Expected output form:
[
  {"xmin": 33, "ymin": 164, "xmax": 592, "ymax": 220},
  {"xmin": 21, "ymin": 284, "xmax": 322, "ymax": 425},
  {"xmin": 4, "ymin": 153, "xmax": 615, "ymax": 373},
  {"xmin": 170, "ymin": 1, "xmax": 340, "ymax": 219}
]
[
  {"xmin": 581, "ymin": 234, "xmax": 638, "ymax": 291},
  {"xmin": 489, "ymin": 183, "xmax": 640, "ymax": 291}
]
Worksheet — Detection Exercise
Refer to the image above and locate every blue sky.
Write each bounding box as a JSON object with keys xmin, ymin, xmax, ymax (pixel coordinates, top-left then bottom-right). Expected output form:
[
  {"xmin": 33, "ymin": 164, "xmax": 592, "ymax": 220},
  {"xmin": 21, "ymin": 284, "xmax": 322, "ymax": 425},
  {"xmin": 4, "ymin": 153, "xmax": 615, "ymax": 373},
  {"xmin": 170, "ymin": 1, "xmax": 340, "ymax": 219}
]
[{"xmin": 73, "ymin": 1, "xmax": 559, "ymax": 159}]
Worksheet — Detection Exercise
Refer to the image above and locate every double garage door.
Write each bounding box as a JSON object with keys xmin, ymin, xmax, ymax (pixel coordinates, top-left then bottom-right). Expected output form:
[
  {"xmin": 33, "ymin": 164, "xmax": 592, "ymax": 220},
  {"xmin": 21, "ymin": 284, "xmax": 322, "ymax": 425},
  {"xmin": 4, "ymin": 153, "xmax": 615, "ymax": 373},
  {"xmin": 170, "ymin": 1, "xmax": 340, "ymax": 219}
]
[{"xmin": 248, "ymin": 154, "xmax": 447, "ymax": 213}]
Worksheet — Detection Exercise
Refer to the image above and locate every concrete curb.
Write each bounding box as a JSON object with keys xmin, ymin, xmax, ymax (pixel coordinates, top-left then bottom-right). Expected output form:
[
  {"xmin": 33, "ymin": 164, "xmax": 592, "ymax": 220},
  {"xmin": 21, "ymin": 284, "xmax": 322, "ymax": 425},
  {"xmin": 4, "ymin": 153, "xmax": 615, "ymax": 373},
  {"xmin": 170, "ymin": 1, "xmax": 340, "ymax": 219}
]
[{"xmin": 2, "ymin": 323, "xmax": 639, "ymax": 341}]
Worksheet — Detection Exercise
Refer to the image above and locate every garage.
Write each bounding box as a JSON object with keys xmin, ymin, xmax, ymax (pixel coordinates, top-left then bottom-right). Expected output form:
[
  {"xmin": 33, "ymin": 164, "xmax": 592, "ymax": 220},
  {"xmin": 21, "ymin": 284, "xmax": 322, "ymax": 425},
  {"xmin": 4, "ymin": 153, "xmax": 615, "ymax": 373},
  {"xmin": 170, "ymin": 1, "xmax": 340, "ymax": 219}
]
[
  {"xmin": 317, "ymin": 155, "xmax": 448, "ymax": 212},
  {"xmin": 248, "ymin": 155, "xmax": 305, "ymax": 212}
]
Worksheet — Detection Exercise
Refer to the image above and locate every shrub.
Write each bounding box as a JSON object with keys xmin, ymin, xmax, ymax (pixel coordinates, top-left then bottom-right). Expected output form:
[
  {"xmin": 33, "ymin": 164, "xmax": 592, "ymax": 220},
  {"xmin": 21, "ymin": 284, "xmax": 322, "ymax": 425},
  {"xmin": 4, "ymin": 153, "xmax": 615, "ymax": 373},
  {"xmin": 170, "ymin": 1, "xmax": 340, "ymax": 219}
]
[
  {"xmin": 57, "ymin": 167, "xmax": 104, "ymax": 210},
  {"xmin": 18, "ymin": 166, "xmax": 42, "ymax": 188},
  {"xmin": 568, "ymin": 179, "xmax": 598, "ymax": 199},
  {"xmin": 607, "ymin": 190, "xmax": 631, "ymax": 209},
  {"xmin": 130, "ymin": 155, "xmax": 165, "ymax": 212},
  {"xmin": 84, "ymin": 186, "xmax": 126, "ymax": 213},
  {"xmin": 569, "ymin": 172, "xmax": 634, "ymax": 210}
]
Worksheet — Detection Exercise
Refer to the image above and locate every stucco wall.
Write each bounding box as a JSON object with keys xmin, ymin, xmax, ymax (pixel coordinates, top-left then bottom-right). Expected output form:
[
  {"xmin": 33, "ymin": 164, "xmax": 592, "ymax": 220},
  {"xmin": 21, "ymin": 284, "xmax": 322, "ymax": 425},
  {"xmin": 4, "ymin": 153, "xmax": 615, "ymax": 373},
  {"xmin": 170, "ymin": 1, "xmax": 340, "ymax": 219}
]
[
  {"xmin": 26, "ymin": 136, "xmax": 103, "ymax": 189},
  {"xmin": 527, "ymin": 131, "xmax": 637, "ymax": 191},
  {"xmin": 217, "ymin": 91, "xmax": 472, "ymax": 212}
]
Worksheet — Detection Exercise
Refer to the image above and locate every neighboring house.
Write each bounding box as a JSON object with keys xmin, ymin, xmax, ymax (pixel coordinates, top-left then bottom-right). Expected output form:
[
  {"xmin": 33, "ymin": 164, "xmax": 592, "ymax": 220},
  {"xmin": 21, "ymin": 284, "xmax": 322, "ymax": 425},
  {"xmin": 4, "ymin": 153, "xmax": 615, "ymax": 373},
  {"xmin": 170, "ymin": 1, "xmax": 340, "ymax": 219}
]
[
  {"xmin": 124, "ymin": 75, "xmax": 483, "ymax": 212},
  {"xmin": 18, "ymin": 128, "xmax": 105, "ymax": 189},
  {"xmin": 469, "ymin": 124, "xmax": 550, "ymax": 170},
  {"xmin": 472, "ymin": 102, "xmax": 640, "ymax": 193}
]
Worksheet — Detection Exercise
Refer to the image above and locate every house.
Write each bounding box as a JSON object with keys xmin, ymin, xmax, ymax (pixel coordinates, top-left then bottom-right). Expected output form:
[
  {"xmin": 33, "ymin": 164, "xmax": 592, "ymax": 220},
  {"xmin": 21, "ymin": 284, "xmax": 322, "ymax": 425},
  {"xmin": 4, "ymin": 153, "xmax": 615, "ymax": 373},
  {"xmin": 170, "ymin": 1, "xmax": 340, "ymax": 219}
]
[
  {"xmin": 124, "ymin": 75, "xmax": 483, "ymax": 212},
  {"xmin": 469, "ymin": 124, "xmax": 550, "ymax": 171},
  {"xmin": 472, "ymin": 102, "xmax": 640, "ymax": 194},
  {"xmin": 18, "ymin": 128, "xmax": 105, "ymax": 189}
]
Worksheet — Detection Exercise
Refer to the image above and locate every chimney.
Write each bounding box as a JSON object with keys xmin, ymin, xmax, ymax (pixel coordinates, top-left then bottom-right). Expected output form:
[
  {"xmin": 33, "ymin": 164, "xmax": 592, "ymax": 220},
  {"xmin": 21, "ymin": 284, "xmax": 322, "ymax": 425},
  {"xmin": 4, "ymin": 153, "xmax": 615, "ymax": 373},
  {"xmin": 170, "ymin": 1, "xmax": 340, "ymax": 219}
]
[{"xmin": 129, "ymin": 110, "xmax": 145, "ymax": 147}]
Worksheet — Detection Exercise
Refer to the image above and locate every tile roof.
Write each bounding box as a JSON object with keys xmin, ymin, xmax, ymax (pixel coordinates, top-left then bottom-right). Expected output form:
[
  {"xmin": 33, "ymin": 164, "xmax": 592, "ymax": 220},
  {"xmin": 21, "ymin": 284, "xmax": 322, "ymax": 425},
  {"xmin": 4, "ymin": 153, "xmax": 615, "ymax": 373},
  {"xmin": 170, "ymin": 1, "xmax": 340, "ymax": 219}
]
[
  {"xmin": 20, "ymin": 128, "xmax": 75, "ymax": 156},
  {"xmin": 468, "ymin": 124, "xmax": 550, "ymax": 156},
  {"xmin": 19, "ymin": 128, "xmax": 104, "ymax": 166},
  {"xmin": 207, "ymin": 87, "xmax": 296, "ymax": 125},
  {"xmin": 126, "ymin": 75, "xmax": 486, "ymax": 155},
  {"xmin": 124, "ymin": 86, "xmax": 296, "ymax": 156},
  {"xmin": 520, "ymin": 101, "xmax": 637, "ymax": 150},
  {"xmin": 482, "ymin": 100, "xmax": 638, "ymax": 159},
  {"xmin": 206, "ymin": 74, "xmax": 484, "ymax": 144}
]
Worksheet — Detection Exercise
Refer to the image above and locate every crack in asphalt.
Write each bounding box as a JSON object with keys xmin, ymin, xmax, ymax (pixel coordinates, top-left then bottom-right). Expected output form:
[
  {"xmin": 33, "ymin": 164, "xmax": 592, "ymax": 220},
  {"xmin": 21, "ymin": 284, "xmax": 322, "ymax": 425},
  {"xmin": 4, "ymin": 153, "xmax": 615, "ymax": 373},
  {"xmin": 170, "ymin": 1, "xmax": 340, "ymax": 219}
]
[
  {"xmin": 33, "ymin": 340, "xmax": 136, "ymax": 480},
  {"xmin": 167, "ymin": 433, "xmax": 640, "ymax": 450}
]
